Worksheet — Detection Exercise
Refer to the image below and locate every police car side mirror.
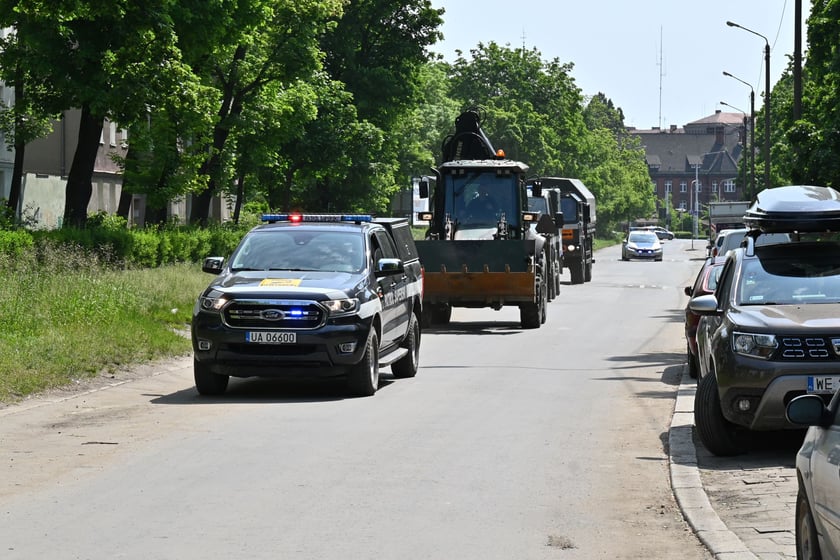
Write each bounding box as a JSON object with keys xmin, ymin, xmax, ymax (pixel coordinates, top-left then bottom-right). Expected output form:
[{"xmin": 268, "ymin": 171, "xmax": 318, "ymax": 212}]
[
  {"xmin": 376, "ymin": 258, "xmax": 404, "ymax": 276},
  {"xmin": 202, "ymin": 257, "xmax": 224, "ymax": 274}
]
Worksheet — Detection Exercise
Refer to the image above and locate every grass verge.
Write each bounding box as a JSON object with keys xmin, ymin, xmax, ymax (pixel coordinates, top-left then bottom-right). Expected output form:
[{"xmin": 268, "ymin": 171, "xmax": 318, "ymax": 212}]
[{"xmin": 0, "ymin": 248, "xmax": 209, "ymax": 403}]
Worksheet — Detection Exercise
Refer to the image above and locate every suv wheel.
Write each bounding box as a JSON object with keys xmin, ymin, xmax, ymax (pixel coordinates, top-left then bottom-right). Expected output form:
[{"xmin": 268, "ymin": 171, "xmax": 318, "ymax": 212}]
[
  {"xmin": 347, "ymin": 331, "xmax": 380, "ymax": 397},
  {"xmin": 796, "ymin": 485, "xmax": 822, "ymax": 560},
  {"xmin": 392, "ymin": 312, "xmax": 420, "ymax": 378},
  {"xmin": 694, "ymin": 370, "xmax": 743, "ymax": 456},
  {"xmin": 194, "ymin": 358, "xmax": 229, "ymax": 396}
]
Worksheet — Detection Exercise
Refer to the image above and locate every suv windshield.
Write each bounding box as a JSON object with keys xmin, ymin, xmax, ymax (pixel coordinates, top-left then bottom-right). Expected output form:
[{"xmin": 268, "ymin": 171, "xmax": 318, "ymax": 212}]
[
  {"xmin": 737, "ymin": 242, "xmax": 840, "ymax": 305},
  {"xmin": 231, "ymin": 230, "xmax": 365, "ymax": 273}
]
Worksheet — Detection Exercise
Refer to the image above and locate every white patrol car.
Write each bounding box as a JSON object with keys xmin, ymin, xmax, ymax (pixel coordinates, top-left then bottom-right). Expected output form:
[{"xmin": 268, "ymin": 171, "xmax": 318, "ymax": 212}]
[{"xmin": 191, "ymin": 213, "xmax": 423, "ymax": 397}]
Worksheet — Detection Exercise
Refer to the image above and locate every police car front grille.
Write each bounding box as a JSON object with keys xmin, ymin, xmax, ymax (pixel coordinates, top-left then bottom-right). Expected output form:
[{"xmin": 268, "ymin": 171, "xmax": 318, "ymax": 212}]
[
  {"xmin": 775, "ymin": 336, "xmax": 840, "ymax": 361},
  {"xmin": 224, "ymin": 300, "xmax": 324, "ymax": 329}
]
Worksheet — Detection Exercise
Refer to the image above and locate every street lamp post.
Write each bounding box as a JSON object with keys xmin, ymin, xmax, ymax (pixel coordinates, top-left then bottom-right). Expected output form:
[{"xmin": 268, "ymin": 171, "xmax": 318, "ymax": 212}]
[
  {"xmin": 719, "ymin": 100, "xmax": 748, "ymax": 199},
  {"xmin": 726, "ymin": 21, "xmax": 771, "ymax": 191},
  {"xmin": 723, "ymin": 71, "xmax": 756, "ymax": 198}
]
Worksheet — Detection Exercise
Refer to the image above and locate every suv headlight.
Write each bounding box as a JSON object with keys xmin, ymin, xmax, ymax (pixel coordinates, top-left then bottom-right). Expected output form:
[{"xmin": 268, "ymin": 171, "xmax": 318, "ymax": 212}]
[
  {"xmin": 733, "ymin": 332, "xmax": 777, "ymax": 359},
  {"xmin": 199, "ymin": 290, "xmax": 229, "ymax": 313},
  {"xmin": 323, "ymin": 298, "xmax": 359, "ymax": 318}
]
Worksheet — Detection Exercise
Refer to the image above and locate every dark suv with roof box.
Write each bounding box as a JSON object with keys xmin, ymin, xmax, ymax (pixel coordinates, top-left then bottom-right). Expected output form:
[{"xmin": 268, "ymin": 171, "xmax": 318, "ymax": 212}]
[{"xmin": 690, "ymin": 185, "xmax": 840, "ymax": 455}]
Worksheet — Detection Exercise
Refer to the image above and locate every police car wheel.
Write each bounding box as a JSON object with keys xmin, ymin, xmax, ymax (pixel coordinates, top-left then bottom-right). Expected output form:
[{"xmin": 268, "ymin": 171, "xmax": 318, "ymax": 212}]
[
  {"xmin": 392, "ymin": 313, "xmax": 420, "ymax": 378},
  {"xmin": 347, "ymin": 331, "xmax": 380, "ymax": 397},
  {"xmin": 194, "ymin": 358, "xmax": 229, "ymax": 396}
]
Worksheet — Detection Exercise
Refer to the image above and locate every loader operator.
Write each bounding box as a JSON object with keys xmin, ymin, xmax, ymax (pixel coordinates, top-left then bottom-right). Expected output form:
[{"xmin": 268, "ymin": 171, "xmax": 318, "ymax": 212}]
[{"xmin": 465, "ymin": 184, "xmax": 500, "ymax": 222}]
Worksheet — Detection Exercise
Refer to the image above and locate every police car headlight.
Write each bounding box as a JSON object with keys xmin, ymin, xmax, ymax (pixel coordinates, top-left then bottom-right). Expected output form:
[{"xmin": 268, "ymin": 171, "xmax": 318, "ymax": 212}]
[
  {"xmin": 323, "ymin": 298, "xmax": 359, "ymax": 317},
  {"xmin": 733, "ymin": 332, "xmax": 777, "ymax": 359},
  {"xmin": 199, "ymin": 291, "xmax": 229, "ymax": 313}
]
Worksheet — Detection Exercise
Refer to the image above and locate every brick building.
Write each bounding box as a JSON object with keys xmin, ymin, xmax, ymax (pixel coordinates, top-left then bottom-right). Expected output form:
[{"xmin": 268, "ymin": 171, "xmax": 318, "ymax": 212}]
[{"xmin": 630, "ymin": 110, "xmax": 748, "ymax": 229}]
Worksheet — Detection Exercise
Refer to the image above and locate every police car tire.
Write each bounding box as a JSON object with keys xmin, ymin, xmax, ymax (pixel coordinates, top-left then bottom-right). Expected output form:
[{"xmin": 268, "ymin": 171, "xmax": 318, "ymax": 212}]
[
  {"xmin": 347, "ymin": 331, "xmax": 380, "ymax": 397},
  {"xmin": 392, "ymin": 312, "xmax": 420, "ymax": 378},
  {"xmin": 194, "ymin": 358, "xmax": 229, "ymax": 396}
]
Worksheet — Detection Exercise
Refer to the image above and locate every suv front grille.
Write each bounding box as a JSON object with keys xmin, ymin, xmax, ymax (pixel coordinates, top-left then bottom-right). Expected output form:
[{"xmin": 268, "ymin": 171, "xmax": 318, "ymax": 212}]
[
  {"xmin": 776, "ymin": 336, "xmax": 840, "ymax": 361},
  {"xmin": 223, "ymin": 299, "xmax": 325, "ymax": 329}
]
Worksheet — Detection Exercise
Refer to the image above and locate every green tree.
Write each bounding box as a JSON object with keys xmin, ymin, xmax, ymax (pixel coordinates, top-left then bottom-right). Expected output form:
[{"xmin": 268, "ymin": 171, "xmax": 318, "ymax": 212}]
[
  {"xmin": 0, "ymin": 0, "xmax": 195, "ymax": 228},
  {"xmin": 177, "ymin": 0, "xmax": 344, "ymax": 225}
]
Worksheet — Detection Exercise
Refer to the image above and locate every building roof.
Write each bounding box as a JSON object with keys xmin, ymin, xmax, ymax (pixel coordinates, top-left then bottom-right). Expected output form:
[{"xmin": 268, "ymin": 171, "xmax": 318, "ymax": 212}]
[{"xmin": 630, "ymin": 111, "xmax": 744, "ymax": 176}]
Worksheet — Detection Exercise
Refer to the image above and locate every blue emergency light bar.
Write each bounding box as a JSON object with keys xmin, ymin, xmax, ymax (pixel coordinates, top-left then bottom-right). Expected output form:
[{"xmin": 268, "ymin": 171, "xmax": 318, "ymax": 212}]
[{"xmin": 261, "ymin": 213, "xmax": 373, "ymax": 224}]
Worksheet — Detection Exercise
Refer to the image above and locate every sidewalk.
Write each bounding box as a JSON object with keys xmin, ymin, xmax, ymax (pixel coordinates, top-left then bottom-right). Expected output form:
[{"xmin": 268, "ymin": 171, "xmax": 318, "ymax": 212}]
[{"xmin": 670, "ymin": 371, "xmax": 798, "ymax": 560}]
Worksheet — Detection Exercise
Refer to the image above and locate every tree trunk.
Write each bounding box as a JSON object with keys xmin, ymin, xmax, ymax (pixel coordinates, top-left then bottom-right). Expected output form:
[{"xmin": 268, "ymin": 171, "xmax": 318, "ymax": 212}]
[
  {"xmin": 116, "ymin": 146, "xmax": 136, "ymax": 221},
  {"xmin": 63, "ymin": 104, "xmax": 103, "ymax": 229},
  {"xmin": 232, "ymin": 170, "xmax": 244, "ymax": 224},
  {"xmin": 6, "ymin": 68, "xmax": 25, "ymax": 219}
]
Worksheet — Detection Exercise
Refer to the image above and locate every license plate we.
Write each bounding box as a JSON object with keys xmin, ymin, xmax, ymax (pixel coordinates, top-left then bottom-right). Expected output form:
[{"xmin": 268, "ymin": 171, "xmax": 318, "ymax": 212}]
[
  {"xmin": 246, "ymin": 331, "xmax": 296, "ymax": 344},
  {"xmin": 807, "ymin": 376, "xmax": 840, "ymax": 394}
]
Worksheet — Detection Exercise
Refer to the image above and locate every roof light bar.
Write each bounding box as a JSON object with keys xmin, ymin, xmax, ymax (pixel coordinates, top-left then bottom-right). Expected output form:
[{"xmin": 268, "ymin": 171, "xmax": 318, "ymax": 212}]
[{"xmin": 261, "ymin": 213, "xmax": 373, "ymax": 224}]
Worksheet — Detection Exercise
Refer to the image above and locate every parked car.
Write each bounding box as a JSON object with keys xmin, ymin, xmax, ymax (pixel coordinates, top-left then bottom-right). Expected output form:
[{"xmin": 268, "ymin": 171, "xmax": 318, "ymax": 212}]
[
  {"xmin": 191, "ymin": 213, "xmax": 424, "ymax": 397},
  {"xmin": 690, "ymin": 185, "xmax": 840, "ymax": 455},
  {"xmin": 649, "ymin": 226, "xmax": 675, "ymax": 240},
  {"xmin": 711, "ymin": 227, "xmax": 792, "ymax": 258},
  {"xmin": 683, "ymin": 257, "xmax": 725, "ymax": 379},
  {"xmin": 786, "ymin": 393, "xmax": 840, "ymax": 559},
  {"xmin": 621, "ymin": 230, "xmax": 663, "ymax": 261}
]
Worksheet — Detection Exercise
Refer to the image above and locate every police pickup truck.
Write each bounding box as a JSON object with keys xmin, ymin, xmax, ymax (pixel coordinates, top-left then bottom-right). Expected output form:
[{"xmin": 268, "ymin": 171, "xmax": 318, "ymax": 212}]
[{"xmin": 191, "ymin": 213, "xmax": 423, "ymax": 397}]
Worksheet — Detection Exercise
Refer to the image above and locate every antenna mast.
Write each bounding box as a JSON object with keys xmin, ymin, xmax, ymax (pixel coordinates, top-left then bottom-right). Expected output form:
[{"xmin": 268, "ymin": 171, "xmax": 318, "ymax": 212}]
[{"xmin": 657, "ymin": 26, "xmax": 664, "ymax": 129}]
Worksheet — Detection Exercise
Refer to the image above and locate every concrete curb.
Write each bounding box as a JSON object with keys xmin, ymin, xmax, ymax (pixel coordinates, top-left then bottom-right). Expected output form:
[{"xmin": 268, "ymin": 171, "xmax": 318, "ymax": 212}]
[{"xmin": 669, "ymin": 371, "xmax": 760, "ymax": 560}]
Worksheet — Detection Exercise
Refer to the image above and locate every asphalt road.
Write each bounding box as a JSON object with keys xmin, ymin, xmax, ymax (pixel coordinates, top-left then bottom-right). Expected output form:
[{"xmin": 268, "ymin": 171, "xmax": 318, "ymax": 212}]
[{"xmin": 0, "ymin": 239, "xmax": 715, "ymax": 559}]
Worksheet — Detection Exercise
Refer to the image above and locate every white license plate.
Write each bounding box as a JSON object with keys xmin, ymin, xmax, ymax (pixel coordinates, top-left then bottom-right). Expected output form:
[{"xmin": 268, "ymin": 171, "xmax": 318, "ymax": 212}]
[
  {"xmin": 807, "ymin": 376, "xmax": 840, "ymax": 394},
  {"xmin": 245, "ymin": 331, "xmax": 296, "ymax": 344}
]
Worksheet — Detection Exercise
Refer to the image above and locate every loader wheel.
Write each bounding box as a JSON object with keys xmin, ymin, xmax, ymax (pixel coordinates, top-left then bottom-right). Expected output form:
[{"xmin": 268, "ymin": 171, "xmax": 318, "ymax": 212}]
[
  {"xmin": 520, "ymin": 264, "xmax": 546, "ymax": 329},
  {"xmin": 570, "ymin": 259, "xmax": 585, "ymax": 284}
]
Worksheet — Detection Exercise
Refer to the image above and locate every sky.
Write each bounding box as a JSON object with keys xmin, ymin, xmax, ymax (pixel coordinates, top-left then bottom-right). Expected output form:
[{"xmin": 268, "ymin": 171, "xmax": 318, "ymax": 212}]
[{"xmin": 430, "ymin": 1, "xmax": 808, "ymax": 130}]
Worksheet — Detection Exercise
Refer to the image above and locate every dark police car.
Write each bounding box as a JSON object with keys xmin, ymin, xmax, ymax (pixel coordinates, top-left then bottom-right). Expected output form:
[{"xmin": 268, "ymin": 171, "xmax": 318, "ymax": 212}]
[{"xmin": 191, "ymin": 213, "xmax": 423, "ymax": 397}]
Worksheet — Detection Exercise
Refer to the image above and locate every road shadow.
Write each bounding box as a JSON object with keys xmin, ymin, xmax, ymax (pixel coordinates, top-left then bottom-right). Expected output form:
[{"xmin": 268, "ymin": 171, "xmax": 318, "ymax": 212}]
[
  {"xmin": 694, "ymin": 427, "xmax": 804, "ymax": 469},
  {"xmin": 423, "ymin": 320, "xmax": 524, "ymax": 335},
  {"xmin": 150, "ymin": 373, "xmax": 399, "ymax": 405}
]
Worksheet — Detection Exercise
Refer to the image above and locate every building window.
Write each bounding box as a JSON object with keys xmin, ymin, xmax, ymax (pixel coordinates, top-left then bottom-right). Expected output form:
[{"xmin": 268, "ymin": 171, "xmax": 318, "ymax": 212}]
[
  {"xmin": 678, "ymin": 201, "xmax": 687, "ymax": 210},
  {"xmin": 696, "ymin": 181, "xmax": 702, "ymax": 193},
  {"xmin": 680, "ymin": 181, "xmax": 687, "ymax": 193},
  {"xmin": 723, "ymin": 179, "xmax": 736, "ymax": 193},
  {"xmin": 664, "ymin": 180, "xmax": 672, "ymax": 193},
  {"xmin": 652, "ymin": 180, "xmax": 657, "ymax": 193},
  {"xmin": 109, "ymin": 122, "xmax": 117, "ymax": 147}
]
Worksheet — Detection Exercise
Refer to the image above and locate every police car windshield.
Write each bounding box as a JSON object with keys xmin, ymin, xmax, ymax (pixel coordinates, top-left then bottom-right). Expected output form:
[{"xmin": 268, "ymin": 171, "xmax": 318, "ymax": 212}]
[{"xmin": 231, "ymin": 230, "xmax": 365, "ymax": 273}]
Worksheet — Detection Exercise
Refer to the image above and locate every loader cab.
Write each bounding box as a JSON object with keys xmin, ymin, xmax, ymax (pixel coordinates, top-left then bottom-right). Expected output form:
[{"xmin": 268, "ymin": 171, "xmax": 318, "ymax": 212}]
[{"xmin": 438, "ymin": 160, "xmax": 530, "ymax": 240}]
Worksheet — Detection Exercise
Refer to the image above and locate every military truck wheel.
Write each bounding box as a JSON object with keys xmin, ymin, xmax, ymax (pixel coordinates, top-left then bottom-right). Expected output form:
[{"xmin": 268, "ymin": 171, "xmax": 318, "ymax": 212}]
[
  {"xmin": 694, "ymin": 369, "xmax": 744, "ymax": 456},
  {"xmin": 347, "ymin": 331, "xmax": 379, "ymax": 397},
  {"xmin": 570, "ymin": 259, "xmax": 585, "ymax": 284},
  {"xmin": 392, "ymin": 312, "xmax": 420, "ymax": 378},
  {"xmin": 194, "ymin": 358, "xmax": 229, "ymax": 396}
]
